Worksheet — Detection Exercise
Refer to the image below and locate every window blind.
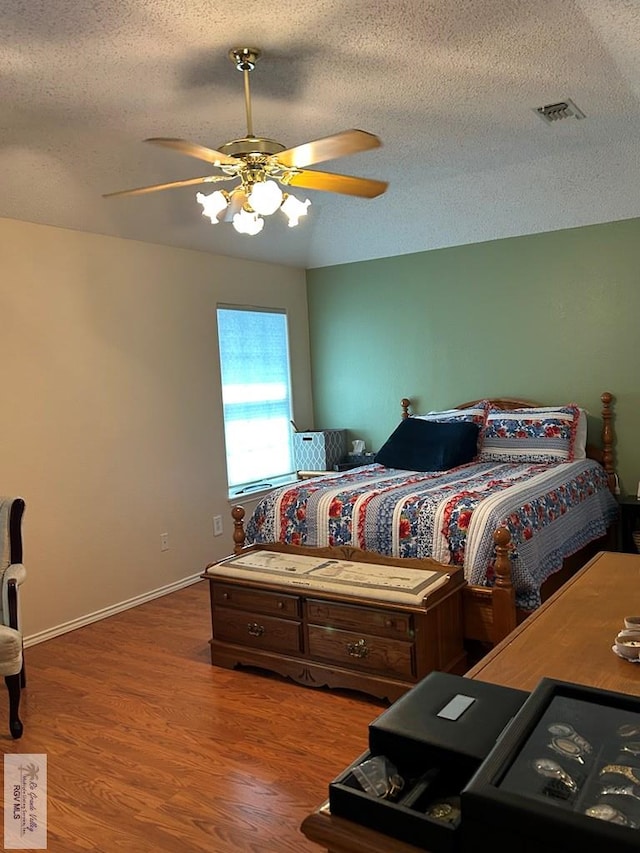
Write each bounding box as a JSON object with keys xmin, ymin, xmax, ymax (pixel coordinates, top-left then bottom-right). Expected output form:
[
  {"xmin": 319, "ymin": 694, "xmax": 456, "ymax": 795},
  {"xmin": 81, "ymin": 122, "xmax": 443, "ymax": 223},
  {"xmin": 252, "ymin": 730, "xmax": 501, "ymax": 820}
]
[{"xmin": 217, "ymin": 306, "xmax": 294, "ymax": 490}]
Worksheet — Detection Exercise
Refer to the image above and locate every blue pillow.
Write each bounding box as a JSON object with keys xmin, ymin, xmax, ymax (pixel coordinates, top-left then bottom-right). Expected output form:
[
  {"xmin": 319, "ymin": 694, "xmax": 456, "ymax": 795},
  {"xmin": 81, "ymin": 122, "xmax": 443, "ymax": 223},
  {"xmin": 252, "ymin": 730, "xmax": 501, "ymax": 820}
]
[{"xmin": 374, "ymin": 418, "xmax": 480, "ymax": 472}]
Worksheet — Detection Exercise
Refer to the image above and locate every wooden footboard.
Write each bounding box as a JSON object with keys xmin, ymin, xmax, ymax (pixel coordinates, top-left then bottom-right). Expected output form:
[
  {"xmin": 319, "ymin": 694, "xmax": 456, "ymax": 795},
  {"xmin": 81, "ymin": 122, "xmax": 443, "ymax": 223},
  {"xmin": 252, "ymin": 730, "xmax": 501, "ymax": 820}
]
[
  {"xmin": 462, "ymin": 527, "xmax": 517, "ymax": 645},
  {"xmin": 461, "ymin": 529, "xmax": 614, "ymax": 646}
]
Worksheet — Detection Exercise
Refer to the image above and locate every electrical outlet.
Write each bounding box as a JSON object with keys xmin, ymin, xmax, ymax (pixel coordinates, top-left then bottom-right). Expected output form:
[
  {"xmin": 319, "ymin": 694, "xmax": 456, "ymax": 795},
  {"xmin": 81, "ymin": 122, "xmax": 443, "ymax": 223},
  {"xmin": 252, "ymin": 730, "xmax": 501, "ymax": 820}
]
[
  {"xmin": 160, "ymin": 532, "xmax": 169, "ymax": 551},
  {"xmin": 213, "ymin": 515, "xmax": 223, "ymax": 537}
]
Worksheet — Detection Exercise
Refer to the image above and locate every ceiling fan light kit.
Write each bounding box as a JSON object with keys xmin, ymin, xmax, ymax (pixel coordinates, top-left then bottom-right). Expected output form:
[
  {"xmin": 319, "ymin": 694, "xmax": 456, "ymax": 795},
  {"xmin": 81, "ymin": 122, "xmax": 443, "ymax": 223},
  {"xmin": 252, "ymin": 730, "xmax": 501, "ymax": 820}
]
[
  {"xmin": 104, "ymin": 46, "xmax": 388, "ymax": 237},
  {"xmin": 196, "ymin": 178, "xmax": 311, "ymax": 233}
]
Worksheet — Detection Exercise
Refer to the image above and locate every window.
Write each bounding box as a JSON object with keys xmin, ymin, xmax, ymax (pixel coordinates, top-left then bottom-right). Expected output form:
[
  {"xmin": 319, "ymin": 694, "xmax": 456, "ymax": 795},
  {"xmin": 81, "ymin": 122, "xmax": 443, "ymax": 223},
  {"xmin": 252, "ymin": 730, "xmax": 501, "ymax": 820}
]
[{"xmin": 217, "ymin": 305, "xmax": 295, "ymax": 493}]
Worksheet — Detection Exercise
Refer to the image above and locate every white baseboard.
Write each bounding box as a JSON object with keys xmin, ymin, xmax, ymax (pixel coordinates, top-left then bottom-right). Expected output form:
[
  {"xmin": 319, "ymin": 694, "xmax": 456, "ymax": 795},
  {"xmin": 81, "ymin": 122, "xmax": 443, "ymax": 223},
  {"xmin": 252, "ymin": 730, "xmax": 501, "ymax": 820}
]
[{"xmin": 23, "ymin": 573, "xmax": 203, "ymax": 648}]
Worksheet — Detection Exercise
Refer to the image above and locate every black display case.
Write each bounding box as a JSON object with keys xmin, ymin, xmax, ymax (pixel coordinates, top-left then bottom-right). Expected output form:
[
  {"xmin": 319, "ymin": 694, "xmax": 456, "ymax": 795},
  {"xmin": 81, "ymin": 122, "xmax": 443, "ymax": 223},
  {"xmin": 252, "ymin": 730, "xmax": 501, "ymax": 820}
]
[
  {"xmin": 369, "ymin": 671, "xmax": 529, "ymax": 773},
  {"xmin": 462, "ymin": 678, "xmax": 640, "ymax": 853},
  {"xmin": 329, "ymin": 672, "xmax": 529, "ymax": 852},
  {"xmin": 330, "ymin": 748, "xmax": 463, "ymax": 852}
]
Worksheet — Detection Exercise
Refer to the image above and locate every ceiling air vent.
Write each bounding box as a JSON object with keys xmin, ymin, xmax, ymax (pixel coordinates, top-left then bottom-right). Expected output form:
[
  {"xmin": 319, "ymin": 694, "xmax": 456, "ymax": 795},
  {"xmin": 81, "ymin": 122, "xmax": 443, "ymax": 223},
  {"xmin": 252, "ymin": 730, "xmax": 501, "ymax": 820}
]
[{"xmin": 534, "ymin": 98, "xmax": 586, "ymax": 124}]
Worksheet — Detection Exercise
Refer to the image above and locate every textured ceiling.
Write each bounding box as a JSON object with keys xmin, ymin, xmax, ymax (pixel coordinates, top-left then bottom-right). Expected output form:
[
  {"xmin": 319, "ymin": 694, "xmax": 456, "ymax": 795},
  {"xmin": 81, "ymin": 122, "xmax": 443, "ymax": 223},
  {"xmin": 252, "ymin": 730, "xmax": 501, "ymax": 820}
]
[{"xmin": 2, "ymin": 0, "xmax": 640, "ymax": 269}]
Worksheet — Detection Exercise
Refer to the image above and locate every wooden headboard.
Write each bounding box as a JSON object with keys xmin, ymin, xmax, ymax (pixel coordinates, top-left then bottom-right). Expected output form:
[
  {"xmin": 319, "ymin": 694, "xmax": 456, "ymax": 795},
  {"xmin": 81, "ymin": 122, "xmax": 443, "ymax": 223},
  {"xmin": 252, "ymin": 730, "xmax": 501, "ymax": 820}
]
[{"xmin": 400, "ymin": 392, "xmax": 616, "ymax": 492}]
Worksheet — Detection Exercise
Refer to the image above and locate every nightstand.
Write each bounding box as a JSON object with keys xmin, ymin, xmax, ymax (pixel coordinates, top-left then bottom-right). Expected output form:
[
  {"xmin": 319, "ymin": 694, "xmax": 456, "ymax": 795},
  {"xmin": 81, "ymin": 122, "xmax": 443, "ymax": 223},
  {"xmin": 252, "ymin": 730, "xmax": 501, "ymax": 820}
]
[
  {"xmin": 333, "ymin": 453, "xmax": 376, "ymax": 471},
  {"xmin": 298, "ymin": 454, "xmax": 377, "ymax": 478},
  {"xmin": 617, "ymin": 494, "xmax": 640, "ymax": 553}
]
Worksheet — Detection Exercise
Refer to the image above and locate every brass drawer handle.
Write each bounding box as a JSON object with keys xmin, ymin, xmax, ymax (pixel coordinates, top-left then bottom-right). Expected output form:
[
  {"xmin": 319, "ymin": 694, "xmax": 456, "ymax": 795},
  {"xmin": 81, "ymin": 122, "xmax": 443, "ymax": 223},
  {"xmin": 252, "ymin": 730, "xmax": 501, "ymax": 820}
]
[
  {"xmin": 346, "ymin": 639, "xmax": 369, "ymax": 658},
  {"xmin": 223, "ymin": 592, "xmax": 230, "ymax": 600},
  {"xmin": 247, "ymin": 622, "xmax": 265, "ymax": 638}
]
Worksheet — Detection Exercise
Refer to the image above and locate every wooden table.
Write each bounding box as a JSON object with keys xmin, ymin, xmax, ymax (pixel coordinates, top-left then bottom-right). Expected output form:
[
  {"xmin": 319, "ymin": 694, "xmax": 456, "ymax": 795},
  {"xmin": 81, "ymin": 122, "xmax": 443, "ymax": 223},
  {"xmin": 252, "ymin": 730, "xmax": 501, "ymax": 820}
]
[{"xmin": 300, "ymin": 550, "xmax": 640, "ymax": 852}]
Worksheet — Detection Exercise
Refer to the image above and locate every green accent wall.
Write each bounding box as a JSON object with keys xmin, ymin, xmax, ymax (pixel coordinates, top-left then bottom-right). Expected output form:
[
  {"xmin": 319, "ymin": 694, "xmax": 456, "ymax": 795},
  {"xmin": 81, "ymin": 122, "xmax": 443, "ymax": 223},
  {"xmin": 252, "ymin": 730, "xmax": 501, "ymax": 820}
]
[{"xmin": 306, "ymin": 218, "xmax": 640, "ymax": 493}]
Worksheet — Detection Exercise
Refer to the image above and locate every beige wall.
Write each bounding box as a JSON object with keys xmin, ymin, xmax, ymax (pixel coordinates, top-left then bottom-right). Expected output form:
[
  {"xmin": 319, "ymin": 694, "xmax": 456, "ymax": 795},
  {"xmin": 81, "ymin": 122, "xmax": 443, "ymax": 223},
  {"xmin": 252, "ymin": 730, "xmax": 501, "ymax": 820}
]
[{"xmin": 0, "ymin": 218, "xmax": 311, "ymax": 639}]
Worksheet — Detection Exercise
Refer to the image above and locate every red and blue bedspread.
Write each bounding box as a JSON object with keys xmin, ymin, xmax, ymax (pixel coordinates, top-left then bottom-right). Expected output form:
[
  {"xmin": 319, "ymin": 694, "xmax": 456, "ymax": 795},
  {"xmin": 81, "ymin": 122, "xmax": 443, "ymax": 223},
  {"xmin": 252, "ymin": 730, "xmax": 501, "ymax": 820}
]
[{"xmin": 245, "ymin": 459, "xmax": 619, "ymax": 610}]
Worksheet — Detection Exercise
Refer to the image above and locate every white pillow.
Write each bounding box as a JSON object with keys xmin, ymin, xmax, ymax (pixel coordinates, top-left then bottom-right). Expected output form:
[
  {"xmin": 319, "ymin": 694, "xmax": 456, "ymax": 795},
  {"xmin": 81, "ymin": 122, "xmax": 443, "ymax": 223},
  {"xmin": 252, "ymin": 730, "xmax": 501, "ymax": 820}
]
[
  {"xmin": 414, "ymin": 402, "xmax": 489, "ymax": 428},
  {"xmin": 573, "ymin": 408, "xmax": 588, "ymax": 460}
]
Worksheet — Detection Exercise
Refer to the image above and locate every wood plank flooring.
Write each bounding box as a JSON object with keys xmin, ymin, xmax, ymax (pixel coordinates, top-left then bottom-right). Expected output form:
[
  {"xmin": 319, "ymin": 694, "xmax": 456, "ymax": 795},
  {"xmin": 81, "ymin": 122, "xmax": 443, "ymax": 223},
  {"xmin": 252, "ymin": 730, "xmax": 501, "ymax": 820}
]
[{"xmin": 3, "ymin": 580, "xmax": 385, "ymax": 852}]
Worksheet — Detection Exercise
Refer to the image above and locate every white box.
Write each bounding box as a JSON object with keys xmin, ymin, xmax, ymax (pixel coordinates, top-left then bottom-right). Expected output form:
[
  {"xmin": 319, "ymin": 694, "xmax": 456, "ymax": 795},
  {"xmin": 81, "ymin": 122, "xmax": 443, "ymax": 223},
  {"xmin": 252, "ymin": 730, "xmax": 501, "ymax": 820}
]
[{"xmin": 293, "ymin": 430, "xmax": 347, "ymax": 471}]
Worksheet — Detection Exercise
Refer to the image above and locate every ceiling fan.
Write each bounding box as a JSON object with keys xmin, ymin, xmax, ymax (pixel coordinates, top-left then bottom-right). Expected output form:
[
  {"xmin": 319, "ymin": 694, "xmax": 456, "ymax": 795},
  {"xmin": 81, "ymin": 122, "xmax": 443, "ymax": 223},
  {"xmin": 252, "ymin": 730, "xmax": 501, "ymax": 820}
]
[{"xmin": 104, "ymin": 47, "xmax": 389, "ymax": 235}]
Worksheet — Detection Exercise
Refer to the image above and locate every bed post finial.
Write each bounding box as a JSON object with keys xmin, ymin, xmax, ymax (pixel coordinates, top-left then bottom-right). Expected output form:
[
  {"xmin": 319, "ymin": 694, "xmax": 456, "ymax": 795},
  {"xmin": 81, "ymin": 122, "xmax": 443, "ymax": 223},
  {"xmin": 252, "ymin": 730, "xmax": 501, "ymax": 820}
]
[
  {"xmin": 493, "ymin": 527, "xmax": 513, "ymax": 589},
  {"xmin": 600, "ymin": 391, "xmax": 615, "ymax": 492},
  {"xmin": 231, "ymin": 505, "xmax": 246, "ymax": 554},
  {"xmin": 401, "ymin": 398, "xmax": 411, "ymax": 419}
]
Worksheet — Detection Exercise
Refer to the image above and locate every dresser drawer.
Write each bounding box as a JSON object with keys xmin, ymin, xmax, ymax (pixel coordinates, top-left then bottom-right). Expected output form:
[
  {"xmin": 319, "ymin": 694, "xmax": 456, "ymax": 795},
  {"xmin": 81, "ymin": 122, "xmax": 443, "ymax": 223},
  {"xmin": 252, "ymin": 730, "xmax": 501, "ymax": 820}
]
[
  {"xmin": 308, "ymin": 625, "xmax": 415, "ymax": 679},
  {"xmin": 306, "ymin": 599, "xmax": 413, "ymax": 640},
  {"xmin": 213, "ymin": 608, "xmax": 302, "ymax": 655},
  {"xmin": 212, "ymin": 583, "xmax": 300, "ymax": 618}
]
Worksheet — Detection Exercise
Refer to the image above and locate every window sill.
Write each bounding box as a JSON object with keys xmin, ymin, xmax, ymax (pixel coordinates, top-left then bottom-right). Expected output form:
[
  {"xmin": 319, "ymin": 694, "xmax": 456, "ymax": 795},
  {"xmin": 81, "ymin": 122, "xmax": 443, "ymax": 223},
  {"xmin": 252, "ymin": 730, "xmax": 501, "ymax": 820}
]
[{"xmin": 227, "ymin": 474, "xmax": 298, "ymax": 503}]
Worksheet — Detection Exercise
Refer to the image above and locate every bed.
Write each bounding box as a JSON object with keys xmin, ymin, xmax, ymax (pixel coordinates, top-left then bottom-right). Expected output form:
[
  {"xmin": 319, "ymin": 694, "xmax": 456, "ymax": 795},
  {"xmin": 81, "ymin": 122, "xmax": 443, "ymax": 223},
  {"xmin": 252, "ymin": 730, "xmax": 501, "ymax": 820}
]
[{"xmin": 230, "ymin": 392, "xmax": 619, "ymax": 647}]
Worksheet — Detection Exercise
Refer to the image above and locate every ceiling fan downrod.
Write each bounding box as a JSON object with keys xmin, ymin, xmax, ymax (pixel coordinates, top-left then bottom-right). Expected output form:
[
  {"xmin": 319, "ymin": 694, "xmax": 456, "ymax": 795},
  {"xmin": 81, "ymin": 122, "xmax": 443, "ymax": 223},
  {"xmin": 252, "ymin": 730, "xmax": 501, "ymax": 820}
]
[{"xmin": 229, "ymin": 47, "xmax": 260, "ymax": 139}]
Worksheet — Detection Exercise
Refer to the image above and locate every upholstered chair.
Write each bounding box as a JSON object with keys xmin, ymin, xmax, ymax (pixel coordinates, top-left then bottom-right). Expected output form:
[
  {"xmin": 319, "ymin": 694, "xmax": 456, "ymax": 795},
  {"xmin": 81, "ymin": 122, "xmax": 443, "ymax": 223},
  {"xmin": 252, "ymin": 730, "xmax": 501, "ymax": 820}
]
[{"xmin": 0, "ymin": 498, "xmax": 26, "ymax": 739}]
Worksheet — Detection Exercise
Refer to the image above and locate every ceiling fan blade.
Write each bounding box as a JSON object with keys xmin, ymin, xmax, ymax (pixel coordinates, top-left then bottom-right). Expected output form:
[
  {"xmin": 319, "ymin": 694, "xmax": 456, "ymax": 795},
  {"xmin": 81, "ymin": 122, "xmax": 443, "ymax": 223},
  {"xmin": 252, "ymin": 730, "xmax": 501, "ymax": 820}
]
[
  {"xmin": 145, "ymin": 137, "xmax": 240, "ymax": 166},
  {"xmin": 277, "ymin": 129, "xmax": 382, "ymax": 169},
  {"xmin": 103, "ymin": 175, "xmax": 225, "ymax": 199},
  {"xmin": 287, "ymin": 169, "xmax": 388, "ymax": 199}
]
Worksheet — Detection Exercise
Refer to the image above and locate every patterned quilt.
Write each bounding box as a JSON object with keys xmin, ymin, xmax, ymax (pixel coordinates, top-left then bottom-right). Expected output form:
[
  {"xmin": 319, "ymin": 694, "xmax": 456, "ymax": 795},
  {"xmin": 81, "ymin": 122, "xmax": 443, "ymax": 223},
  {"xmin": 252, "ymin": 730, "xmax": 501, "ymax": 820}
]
[{"xmin": 245, "ymin": 459, "xmax": 619, "ymax": 609}]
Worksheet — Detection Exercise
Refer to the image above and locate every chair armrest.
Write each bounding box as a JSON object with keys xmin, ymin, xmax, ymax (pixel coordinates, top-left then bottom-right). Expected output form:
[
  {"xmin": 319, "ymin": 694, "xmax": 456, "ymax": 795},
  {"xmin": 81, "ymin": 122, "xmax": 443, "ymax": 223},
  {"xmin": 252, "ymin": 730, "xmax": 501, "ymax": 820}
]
[
  {"xmin": 2, "ymin": 564, "xmax": 26, "ymax": 631},
  {"xmin": 4, "ymin": 564, "xmax": 26, "ymax": 588}
]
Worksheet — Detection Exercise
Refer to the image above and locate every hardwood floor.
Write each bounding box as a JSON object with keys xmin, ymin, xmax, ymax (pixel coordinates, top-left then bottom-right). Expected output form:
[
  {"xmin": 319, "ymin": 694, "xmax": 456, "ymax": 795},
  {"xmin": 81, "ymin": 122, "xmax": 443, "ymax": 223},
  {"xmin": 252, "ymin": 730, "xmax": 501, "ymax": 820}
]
[{"xmin": 4, "ymin": 580, "xmax": 385, "ymax": 852}]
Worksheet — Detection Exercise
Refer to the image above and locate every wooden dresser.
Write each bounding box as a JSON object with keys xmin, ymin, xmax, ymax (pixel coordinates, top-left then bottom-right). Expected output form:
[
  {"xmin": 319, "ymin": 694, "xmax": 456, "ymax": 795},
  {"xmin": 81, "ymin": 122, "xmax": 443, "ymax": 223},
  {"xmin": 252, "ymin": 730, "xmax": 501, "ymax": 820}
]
[
  {"xmin": 202, "ymin": 543, "xmax": 466, "ymax": 703},
  {"xmin": 301, "ymin": 550, "xmax": 640, "ymax": 852}
]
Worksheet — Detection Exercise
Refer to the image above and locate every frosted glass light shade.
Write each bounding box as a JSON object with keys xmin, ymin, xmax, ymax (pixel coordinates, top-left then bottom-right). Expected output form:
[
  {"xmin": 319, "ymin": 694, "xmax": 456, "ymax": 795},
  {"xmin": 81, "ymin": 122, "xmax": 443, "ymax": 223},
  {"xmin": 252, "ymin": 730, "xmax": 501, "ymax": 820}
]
[
  {"xmin": 197, "ymin": 183, "xmax": 310, "ymax": 234},
  {"xmin": 281, "ymin": 194, "xmax": 311, "ymax": 227},
  {"xmin": 227, "ymin": 188, "xmax": 247, "ymax": 218},
  {"xmin": 248, "ymin": 180, "xmax": 283, "ymax": 216},
  {"xmin": 196, "ymin": 190, "xmax": 228, "ymax": 223},
  {"xmin": 232, "ymin": 208, "xmax": 264, "ymax": 235}
]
